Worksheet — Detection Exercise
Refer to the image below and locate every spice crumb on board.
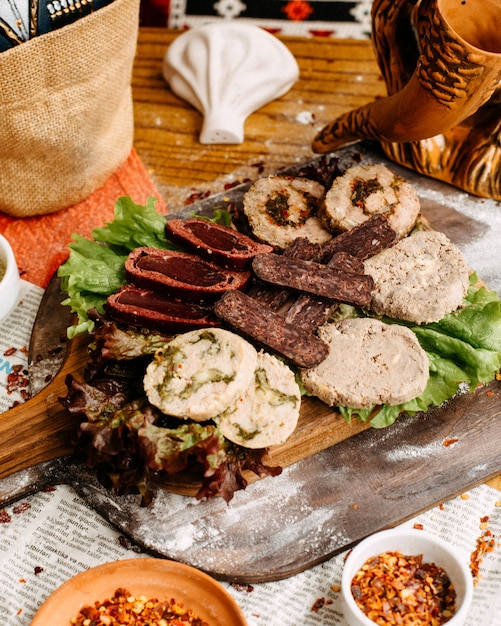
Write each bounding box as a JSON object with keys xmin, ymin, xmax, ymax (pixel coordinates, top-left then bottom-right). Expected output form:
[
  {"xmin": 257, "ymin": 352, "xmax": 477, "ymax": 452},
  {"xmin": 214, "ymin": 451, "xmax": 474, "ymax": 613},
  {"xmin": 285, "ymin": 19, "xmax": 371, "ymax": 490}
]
[{"xmin": 70, "ymin": 588, "xmax": 210, "ymax": 626}]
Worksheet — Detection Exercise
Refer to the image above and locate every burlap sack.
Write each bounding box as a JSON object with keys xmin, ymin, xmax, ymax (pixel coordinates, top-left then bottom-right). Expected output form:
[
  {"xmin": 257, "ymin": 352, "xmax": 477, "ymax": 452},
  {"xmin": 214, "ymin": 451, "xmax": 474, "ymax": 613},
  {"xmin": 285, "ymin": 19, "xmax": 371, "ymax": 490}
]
[{"xmin": 0, "ymin": 0, "xmax": 140, "ymax": 217}]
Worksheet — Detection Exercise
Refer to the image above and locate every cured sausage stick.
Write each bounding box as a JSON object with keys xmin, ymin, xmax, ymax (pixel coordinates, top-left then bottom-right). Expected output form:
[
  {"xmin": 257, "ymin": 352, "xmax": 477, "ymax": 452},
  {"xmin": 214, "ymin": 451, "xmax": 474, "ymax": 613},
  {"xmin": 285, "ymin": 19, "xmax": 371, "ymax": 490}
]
[
  {"xmin": 284, "ymin": 252, "xmax": 364, "ymax": 328},
  {"xmin": 214, "ymin": 291, "xmax": 329, "ymax": 368},
  {"xmin": 318, "ymin": 213, "xmax": 397, "ymax": 263},
  {"xmin": 246, "ymin": 237, "xmax": 320, "ymax": 310},
  {"xmin": 252, "ymin": 254, "xmax": 374, "ymax": 307}
]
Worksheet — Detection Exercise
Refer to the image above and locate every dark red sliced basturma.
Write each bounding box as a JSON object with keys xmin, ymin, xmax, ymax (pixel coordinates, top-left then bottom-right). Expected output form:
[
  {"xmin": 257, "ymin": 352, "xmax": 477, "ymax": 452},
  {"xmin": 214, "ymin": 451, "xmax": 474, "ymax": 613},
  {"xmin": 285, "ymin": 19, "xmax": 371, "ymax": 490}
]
[
  {"xmin": 106, "ymin": 286, "xmax": 220, "ymax": 333},
  {"xmin": 166, "ymin": 218, "xmax": 273, "ymax": 269},
  {"xmin": 125, "ymin": 247, "xmax": 251, "ymax": 300}
]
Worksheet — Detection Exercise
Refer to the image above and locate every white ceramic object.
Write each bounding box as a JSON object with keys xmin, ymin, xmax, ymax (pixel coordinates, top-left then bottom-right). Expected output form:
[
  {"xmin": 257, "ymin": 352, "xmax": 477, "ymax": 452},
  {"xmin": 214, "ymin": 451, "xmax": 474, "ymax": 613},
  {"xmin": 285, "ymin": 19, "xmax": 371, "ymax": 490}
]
[
  {"xmin": 341, "ymin": 528, "xmax": 474, "ymax": 626},
  {"xmin": 0, "ymin": 234, "xmax": 20, "ymax": 323},
  {"xmin": 163, "ymin": 22, "xmax": 299, "ymax": 144}
]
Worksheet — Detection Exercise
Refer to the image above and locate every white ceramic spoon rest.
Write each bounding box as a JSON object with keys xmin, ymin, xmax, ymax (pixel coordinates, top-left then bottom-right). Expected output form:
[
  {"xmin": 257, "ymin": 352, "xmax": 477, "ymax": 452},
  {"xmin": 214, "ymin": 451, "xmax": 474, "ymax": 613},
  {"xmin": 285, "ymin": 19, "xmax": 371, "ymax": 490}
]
[{"xmin": 163, "ymin": 22, "xmax": 300, "ymax": 144}]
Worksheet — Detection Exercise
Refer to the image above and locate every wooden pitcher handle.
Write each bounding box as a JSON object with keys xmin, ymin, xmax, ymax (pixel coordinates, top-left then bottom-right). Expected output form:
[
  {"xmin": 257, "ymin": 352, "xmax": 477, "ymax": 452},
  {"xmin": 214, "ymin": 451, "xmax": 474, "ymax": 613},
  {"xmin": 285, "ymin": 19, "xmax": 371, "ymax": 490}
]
[{"xmin": 0, "ymin": 334, "xmax": 90, "ymax": 480}]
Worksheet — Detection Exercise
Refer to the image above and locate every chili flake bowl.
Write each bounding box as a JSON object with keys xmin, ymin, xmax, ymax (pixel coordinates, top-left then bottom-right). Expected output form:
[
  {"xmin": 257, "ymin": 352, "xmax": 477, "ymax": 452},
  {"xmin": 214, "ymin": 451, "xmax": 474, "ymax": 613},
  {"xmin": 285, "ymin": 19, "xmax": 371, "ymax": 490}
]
[
  {"xmin": 341, "ymin": 527, "xmax": 474, "ymax": 626},
  {"xmin": 30, "ymin": 557, "xmax": 247, "ymax": 625},
  {"xmin": 0, "ymin": 234, "xmax": 20, "ymax": 323}
]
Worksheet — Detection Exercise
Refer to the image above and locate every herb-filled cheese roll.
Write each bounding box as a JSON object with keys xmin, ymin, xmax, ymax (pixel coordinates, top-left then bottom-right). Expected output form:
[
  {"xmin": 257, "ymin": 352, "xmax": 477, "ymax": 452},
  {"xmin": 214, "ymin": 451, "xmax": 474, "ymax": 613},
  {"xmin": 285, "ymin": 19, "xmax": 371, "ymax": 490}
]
[
  {"xmin": 144, "ymin": 328, "xmax": 258, "ymax": 421},
  {"xmin": 217, "ymin": 351, "xmax": 301, "ymax": 448}
]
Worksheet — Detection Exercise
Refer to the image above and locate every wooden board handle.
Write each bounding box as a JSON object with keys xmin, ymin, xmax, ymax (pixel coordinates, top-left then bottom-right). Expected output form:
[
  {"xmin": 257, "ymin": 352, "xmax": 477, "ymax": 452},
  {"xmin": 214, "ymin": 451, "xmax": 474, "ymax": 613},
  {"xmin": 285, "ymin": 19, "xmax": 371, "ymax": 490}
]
[{"xmin": 0, "ymin": 334, "xmax": 90, "ymax": 480}]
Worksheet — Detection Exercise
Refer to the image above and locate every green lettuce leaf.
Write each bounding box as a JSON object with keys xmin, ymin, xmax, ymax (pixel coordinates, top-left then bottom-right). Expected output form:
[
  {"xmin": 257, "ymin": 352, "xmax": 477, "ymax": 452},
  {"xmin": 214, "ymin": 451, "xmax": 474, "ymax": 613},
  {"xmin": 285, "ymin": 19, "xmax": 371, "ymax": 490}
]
[
  {"xmin": 58, "ymin": 196, "xmax": 175, "ymax": 338},
  {"xmin": 338, "ymin": 280, "xmax": 501, "ymax": 428}
]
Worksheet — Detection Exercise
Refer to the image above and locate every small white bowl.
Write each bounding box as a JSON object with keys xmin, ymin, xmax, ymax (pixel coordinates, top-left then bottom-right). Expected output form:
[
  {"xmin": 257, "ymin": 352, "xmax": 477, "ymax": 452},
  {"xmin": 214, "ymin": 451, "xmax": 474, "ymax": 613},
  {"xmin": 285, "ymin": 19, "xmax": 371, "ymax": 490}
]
[
  {"xmin": 0, "ymin": 234, "xmax": 20, "ymax": 323},
  {"xmin": 341, "ymin": 527, "xmax": 474, "ymax": 626}
]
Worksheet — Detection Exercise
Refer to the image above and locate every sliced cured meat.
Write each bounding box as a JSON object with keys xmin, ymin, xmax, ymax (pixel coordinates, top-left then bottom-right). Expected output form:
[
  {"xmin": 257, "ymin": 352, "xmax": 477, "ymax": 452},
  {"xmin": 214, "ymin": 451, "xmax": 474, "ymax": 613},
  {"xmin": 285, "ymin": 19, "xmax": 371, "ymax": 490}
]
[
  {"xmin": 217, "ymin": 351, "xmax": 301, "ymax": 449},
  {"xmin": 252, "ymin": 253, "xmax": 374, "ymax": 307},
  {"xmin": 125, "ymin": 247, "xmax": 250, "ymax": 300},
  {"xmin": 284, "ymin": 294, "xmax": 338, "ymax": 330},
  {"xmin": 300, "ymin": 318, "xmax": 429, "ymax": 409},
  {"xmin": 318, "ymin": 213, "xmax": 398, "ymax": 262},
  {"xmin": 143, "ymin": 328, "xmax": 258, "ymax": 422},
  {"xmin": 243, "ymin": 175, "xmax": 331, "ymax": 250},
  {"xmin": 214, "ymin": 290, "xmax": 329, "ymax": 368},
  {"xmin": 320, "ymin": 164, "xmax": 420, "ymax": 238},
  {"xmin": 165, "ymin": 218, "xmax": 273, "ymax": 270},
  {"xmin": 364, "ymin": 230, "xmax": 470, "ymax": 324},
  {"xmin": 106, "ymin": 286, "xmax": 219, "ymax": 333},
  {"xmin": 247, "ymin": 236, "xmax": 324, "ymax": 309}
]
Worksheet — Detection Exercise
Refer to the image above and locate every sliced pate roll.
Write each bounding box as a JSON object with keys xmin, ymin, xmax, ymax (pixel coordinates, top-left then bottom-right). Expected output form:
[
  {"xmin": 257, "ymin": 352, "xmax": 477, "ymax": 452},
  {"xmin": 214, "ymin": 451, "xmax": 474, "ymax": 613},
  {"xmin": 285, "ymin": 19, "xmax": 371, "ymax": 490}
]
[
  {"xmin": 300, "ymin": 318, "xmax": 429, "ymax": 409},
  {"xmin": 364, "ymin": 230, "xmax": 470, "ymax": 324},
  {"xmin": 144, "ymin": 328, "xmax": 258, "ymax": 421},
  {"xmin": 243, "ymin": 175, "xmax": 331, "ymax": 250},
  {"xmin": 216, "ymin": 351, "xmax": 301, "ymax": 449},
  {"xmin": 320, "ymin": 163, "xmax": 420, "ymax": 238}
]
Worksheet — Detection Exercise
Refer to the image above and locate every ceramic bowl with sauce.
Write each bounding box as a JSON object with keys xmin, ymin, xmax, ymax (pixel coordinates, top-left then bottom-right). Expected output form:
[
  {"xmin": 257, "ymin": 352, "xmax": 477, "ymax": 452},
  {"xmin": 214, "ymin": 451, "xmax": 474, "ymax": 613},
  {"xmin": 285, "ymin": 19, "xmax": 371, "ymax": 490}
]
[
  {"xmin": 341, "ymin": 527, "xmax": 474, "ymax": 626},
  {"xmin": 0, "ymin": 234, "xmax": 20, "ymax": 323},
  {"xmin": 30, "ymin": 557, "xmax": 247, "ymax": 625}
]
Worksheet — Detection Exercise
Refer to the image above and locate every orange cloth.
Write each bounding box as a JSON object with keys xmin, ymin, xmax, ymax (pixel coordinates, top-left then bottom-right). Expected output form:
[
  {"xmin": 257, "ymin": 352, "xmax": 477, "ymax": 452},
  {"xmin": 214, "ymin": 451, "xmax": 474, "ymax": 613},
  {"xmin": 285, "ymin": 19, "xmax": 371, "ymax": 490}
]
[{"xmin": 0, "ymin": 149, "xmax": 167, "ymax": 289}]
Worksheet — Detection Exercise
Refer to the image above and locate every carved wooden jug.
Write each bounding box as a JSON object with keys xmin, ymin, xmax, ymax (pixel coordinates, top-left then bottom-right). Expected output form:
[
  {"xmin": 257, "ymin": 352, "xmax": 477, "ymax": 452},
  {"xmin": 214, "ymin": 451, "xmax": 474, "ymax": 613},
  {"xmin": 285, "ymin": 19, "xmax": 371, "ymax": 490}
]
[{"xmin": 312, "ymin": 0, "xmax": 501, "ymax": 201}]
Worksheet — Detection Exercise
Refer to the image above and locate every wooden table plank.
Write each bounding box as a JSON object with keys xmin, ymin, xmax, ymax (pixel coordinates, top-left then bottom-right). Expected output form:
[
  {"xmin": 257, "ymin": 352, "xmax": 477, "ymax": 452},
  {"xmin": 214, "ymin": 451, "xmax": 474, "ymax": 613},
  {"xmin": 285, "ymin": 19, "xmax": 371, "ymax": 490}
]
[{"xmin": 132, "ymin": 30, "xmax": 384, "ymax": 204}]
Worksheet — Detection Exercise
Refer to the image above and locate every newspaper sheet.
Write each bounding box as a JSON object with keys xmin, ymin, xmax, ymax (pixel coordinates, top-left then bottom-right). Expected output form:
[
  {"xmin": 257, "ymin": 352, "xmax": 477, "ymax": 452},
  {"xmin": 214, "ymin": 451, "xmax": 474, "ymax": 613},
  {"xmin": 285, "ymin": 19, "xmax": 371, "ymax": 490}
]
[{"xmin": 0, "ymin": 281, "xmax": 500, "ymax": 625}]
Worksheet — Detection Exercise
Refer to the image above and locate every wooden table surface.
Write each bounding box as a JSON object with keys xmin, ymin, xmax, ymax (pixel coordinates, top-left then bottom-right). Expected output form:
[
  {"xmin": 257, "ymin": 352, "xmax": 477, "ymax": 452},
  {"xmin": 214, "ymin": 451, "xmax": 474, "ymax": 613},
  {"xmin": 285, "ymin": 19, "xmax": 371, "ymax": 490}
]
[{"xmin": 132, "ymin": 28, "xmax": 382, "ymax": 207}]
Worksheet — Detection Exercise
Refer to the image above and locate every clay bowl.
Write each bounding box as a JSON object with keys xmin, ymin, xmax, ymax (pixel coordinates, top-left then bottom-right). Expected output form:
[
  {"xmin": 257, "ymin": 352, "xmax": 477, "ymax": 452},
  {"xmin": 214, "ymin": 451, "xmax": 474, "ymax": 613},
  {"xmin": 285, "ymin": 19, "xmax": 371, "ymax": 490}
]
[{"xmin": 30, "ymin": 557, "xmax": 247, "ymax": 625}]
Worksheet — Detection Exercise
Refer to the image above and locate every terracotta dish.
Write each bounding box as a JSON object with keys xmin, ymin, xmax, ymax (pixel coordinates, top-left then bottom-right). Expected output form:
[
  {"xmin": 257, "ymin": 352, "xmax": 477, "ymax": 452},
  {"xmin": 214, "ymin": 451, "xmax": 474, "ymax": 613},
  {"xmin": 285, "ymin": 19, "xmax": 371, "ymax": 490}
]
[{"xmin": 30, "ymin": 558, "xmax": 247, "ymax": 625}]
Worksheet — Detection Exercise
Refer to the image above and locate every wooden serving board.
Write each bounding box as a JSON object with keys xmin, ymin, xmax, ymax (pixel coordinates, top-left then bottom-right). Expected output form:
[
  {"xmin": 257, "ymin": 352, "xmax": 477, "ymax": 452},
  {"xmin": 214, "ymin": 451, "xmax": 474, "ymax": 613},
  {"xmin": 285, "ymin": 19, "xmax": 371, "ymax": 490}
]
[{"xmin": 1, "ymin": 145, "xmax": 501, "ymax": 583}]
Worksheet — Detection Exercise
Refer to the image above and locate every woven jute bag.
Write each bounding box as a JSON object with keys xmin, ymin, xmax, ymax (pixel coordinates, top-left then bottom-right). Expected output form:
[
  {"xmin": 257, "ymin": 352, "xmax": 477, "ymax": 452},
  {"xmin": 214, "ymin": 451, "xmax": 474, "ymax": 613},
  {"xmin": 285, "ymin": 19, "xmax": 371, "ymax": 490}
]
[{"xmin": 0, "ymin": 0, "xmax": 140, "ymax": 217}]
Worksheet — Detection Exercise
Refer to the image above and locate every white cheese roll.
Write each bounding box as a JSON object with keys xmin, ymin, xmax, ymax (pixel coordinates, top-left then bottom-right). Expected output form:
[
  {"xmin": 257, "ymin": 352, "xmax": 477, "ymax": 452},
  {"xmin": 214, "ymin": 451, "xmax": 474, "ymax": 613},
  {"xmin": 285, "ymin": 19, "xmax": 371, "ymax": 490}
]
[
  {"xmin": 144, "ymin": 328, "xmax": 258, "ymax": 421},
  {"xmin": 300, "ymin": 318, "xmax": 429, "ymax": 409},
  {"xmin": 364, "ymin": 230, "xmax": 470, "ymax": 324},
  {"xmin": 243, "ymin": 175, "xmax": 331, "ymax": 250},
  {"xmin": 217, "ymin": 351, "xmax": 301, "ymax": 448}
]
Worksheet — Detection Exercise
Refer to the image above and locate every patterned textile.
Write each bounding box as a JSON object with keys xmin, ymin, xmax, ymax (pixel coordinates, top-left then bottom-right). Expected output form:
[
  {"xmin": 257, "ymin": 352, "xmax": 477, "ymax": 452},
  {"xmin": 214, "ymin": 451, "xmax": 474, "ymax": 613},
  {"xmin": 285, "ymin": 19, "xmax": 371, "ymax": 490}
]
[{"xmin": 166, "ymin": 1, "xmax": 372, "ymax": 39}]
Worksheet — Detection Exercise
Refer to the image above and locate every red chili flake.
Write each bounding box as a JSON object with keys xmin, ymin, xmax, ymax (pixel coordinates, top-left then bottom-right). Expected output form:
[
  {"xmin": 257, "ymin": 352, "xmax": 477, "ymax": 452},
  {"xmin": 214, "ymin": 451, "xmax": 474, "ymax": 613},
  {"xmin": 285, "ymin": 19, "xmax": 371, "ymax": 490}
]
[
  {"xmin": 252, "ymin": 161, "xmax": 265, "ymax": 174},
  {"xmin": 443, "ymin": 437, "xmax": 459, "ymax": 447},
  {"xmin": 470, "ymin": 517, "xmax": 497, "ymax": 585},
  {"xmin": 185, "ymin": 190, "xmax": 211, "ymax": 205},
  {"xmin": 6, "ymin": 363, "xmax": 29, "ymax": 396},
  {"xmin": 0, "ymin": 509, "xmax": 12, "ymax": 523},
  {"xmin": 224, "ymin": 178, "xmax": 251, "ymax": 190},
  {"xmin": 69, "ymin": 588, "xmax": 210, "ymax": 625},
  {"xmin": 231, "ymin": 583, "xmax": 254, "ymax": 593},
  {"xmin": 19, "ymin": 578, "xmax": 26, "ymax": 584},
  {"xmin": 413, "ymin": 523, "xmax": 424, "ymax": 530},
  {"xmin": 311, "ymin": 597, "xmax": 326, "ymax": 612},
  {"xmin": 42, "ymin": 484, "xmax": 57, "ymax": 493},
  {"xmin": 3, "ymin": 347, "xmax": 16, "ymax": 356},
  {"xmin": 351, "ymin": 551, "xmax": 457, "ymax": 625},
  {"xmin": 13, "ymin": 502, "xmax": 31, "ymax": 514}
]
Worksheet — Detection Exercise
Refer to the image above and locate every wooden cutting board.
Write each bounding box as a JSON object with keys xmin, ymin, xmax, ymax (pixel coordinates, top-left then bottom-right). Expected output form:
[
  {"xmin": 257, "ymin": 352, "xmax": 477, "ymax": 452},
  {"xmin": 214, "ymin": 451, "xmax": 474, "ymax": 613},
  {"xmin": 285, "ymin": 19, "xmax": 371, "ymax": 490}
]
[{"xmin": 1, "ymin": 145, "xmax": 501, "ymax": 582}]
